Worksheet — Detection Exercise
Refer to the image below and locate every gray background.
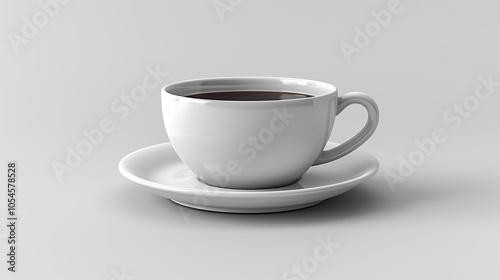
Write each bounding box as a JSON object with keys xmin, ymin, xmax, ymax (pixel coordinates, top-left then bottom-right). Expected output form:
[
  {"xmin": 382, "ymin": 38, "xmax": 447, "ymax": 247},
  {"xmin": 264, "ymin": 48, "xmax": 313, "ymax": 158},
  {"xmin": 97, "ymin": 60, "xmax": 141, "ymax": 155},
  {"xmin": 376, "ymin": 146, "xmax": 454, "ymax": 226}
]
[{"xmin": 1, "ymin": 0, "xmax": 500, "ymax": 279}]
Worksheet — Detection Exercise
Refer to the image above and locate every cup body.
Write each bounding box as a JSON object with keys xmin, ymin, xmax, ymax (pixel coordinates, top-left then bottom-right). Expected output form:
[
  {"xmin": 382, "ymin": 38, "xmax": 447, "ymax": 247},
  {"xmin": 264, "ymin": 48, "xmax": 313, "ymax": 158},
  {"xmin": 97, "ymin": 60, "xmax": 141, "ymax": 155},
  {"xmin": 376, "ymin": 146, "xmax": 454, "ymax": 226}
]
[{"xmin": 162, "ymin": 77, "xmax": 338, "ymax": 189}]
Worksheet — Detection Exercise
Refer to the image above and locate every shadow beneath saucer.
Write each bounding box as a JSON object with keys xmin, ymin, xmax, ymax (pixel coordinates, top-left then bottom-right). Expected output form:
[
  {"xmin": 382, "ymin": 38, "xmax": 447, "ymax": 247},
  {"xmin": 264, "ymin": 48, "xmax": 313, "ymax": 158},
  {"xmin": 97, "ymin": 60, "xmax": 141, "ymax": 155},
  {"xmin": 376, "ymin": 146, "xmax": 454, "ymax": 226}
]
[
  {"xmin": 208, "ymin": 183, "xmax": 384, "ymax": 225},
  {"xmin": 113, "ymin": 175, "xmax": 454, "ymax": 226},
  {"xmin": 203, "ymin": 175, "xmax": 452, "ymax": 226}
]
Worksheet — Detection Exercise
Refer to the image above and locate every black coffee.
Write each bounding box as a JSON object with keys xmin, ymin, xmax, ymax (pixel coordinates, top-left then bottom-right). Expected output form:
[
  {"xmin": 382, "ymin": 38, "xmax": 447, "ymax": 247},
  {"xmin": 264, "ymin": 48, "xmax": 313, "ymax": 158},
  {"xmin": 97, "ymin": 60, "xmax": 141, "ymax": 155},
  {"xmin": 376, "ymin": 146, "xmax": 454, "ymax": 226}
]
[{"xmin": 186, "ymin": 91, "xmax": 313, "ymax": 101}]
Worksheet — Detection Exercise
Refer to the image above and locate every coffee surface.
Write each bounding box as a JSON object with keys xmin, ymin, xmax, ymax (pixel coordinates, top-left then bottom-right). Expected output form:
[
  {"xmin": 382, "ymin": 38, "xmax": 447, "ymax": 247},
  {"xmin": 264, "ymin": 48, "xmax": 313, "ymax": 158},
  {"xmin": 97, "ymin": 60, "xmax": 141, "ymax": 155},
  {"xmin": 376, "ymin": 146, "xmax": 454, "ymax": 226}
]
[{"xmin": 186, "ymin": 91, "xmax": 313, "ymax": 101}]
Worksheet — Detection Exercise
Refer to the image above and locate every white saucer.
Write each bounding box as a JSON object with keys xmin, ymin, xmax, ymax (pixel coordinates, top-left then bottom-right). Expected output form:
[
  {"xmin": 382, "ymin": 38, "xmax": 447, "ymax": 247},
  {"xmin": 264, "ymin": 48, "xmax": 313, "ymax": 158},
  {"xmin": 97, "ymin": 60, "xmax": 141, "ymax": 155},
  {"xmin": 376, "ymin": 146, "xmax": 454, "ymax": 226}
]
[{"xmin": 118, "ymin": 142, "xmax": 379, "ymax": 213}]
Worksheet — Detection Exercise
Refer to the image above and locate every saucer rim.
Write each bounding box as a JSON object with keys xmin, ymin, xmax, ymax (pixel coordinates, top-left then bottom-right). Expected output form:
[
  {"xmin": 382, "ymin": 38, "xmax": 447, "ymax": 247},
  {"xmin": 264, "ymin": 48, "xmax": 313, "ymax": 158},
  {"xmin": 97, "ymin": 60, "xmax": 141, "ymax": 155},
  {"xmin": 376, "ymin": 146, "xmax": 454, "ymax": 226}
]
[{"xmin": 118, "ymin": 142, "xmax": 379, "ymax": 198}]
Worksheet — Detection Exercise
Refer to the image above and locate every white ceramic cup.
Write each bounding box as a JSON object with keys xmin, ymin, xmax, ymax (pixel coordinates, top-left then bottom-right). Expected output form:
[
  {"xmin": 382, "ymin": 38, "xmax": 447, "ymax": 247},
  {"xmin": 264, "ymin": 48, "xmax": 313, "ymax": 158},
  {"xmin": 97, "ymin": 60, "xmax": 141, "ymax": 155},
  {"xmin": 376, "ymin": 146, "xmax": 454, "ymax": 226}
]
[{"xmin": 162, "ymin": 77, "xmax": 379, "ymax": 189}]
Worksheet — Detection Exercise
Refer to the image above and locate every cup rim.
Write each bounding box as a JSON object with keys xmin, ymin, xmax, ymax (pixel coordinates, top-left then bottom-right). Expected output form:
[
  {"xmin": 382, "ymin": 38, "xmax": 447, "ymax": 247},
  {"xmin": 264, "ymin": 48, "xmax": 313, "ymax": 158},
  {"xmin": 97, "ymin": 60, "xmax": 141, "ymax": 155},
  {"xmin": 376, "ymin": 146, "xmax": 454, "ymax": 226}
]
[{"xmin": 162, "ymin": 76, "xmax": 337, "ymax": 103}]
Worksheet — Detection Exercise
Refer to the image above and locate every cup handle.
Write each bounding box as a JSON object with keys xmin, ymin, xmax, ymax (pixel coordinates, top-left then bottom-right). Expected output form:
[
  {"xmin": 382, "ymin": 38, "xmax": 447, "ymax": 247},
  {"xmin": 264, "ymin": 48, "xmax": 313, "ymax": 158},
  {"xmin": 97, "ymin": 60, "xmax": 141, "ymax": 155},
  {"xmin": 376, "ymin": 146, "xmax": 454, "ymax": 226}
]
[{"xmin": 313, "ymin": 92, "xmax": 379, "ymax": 165}]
